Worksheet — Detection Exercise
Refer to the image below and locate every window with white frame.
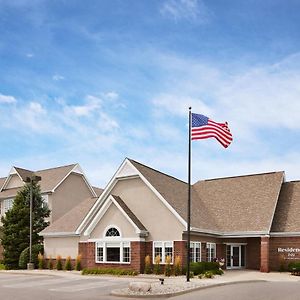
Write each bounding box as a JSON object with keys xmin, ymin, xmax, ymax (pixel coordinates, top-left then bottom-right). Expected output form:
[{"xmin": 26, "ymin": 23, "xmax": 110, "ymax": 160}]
[
  {"xmin": 1, "ymin": 199, "xmax": 13, "ymax": 215},
  {"xmin": 190, "ymin": 242, "xmax": 201, "ymax": 262},
  {"xmin": 42, "ymin": 195, "xmax": 48, "ymax": 209},
  {"xmin": 95, "ymin": 241, "xmax": 130, "ymax": 263},
  {"xmin": 153, "ymin": 241, "xmax": 173, "ymax": 264},
  {"xmin": 206, "ymin": 243, "xmax": 216, "ymax": 262}
]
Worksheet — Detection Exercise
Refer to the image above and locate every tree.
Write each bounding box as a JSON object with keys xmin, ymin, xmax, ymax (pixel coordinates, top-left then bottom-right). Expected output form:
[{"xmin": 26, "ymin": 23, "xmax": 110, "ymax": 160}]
[{"xmin": 1, "ymin": 182, "xmax": 50, "ymax": 269}]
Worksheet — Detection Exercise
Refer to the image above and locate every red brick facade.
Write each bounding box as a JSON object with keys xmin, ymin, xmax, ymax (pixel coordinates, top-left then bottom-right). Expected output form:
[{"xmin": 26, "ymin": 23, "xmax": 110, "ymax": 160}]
[{"xmin": 77, "ymin": 236, "xmax": 300, "ymax": 273}]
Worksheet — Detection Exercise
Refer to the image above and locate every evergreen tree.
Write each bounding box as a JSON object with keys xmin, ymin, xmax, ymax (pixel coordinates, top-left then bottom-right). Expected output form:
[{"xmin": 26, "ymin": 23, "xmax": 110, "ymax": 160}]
[{"xmin": 1, "ymin": 182, "xmax": 50, "ymax": 269}]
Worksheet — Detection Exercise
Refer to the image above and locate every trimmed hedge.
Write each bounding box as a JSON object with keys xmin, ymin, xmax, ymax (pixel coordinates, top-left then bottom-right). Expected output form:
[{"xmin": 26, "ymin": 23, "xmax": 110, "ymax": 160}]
[
  {"xmin": 18, "ymin": 244, "xmax": 44, "ymax": 269},
  {"xmin": 288, "ymin": 261, "xmax": 300, "ymax": 272},
  {"xmin": 81, "ymin": 268, "xmax": 138, "ymax": 276},
  {"xmin": 190, "ymin": 262, "xmax": 220, "ymax": 275}
]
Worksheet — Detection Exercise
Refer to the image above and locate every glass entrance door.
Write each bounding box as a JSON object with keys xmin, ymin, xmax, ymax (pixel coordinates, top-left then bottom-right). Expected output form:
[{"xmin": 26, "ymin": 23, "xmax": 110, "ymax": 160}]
[{"xmin": 226, "ymin": 244, "xmax": 246, "ymax": 269}]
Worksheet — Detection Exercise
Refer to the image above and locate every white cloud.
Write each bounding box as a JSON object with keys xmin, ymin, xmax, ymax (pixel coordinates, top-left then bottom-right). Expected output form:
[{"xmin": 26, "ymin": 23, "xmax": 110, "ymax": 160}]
[
  {"xmin": 104, "ymin": 91, "xmax": 119, "ymax": 100},
  {"xmin": 0, "ymin": 93, "xmax": 17, "ymax": 104},
  {"xmin": 160, "ymin": 0, "xmax": 212, "ymax": 23},
  {"xmin": 52, "ymin": 74, "xmax": 65, "ymax": 81},
  {"xmin": 68, "ymin": 95, "xmax": 102, "ymax": 117},
  {"xmin": 26, "ymin": 53, "xmax": 34, "ymax": 58}
]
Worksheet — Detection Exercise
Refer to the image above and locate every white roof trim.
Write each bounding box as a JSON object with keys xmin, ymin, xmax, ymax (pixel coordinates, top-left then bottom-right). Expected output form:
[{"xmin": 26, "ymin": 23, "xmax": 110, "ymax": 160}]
[
  {"xmin": 190, "ymin": 227, "xmax": 270, "ymax": 237},
  {"xmin": 0, "ymin": 167, "xmax": 24, "ymax": 192},
  {"xmin": 77, "ymin": 158, "xmax": 187, "ymax": 235},
  {"xmin": 270, "ymin": 232, "xmax": 300, "ymax": 237},
  {"xmin": 83, "ymin": 195, "xmax": 144, "ymax": 236},
  {"xmin": 51, "ymin": 164, "xmax": 97, "ymax": 197},
  {"xmin": 40, "ymin": 232, "xmax": 79, "ymax": 237}
]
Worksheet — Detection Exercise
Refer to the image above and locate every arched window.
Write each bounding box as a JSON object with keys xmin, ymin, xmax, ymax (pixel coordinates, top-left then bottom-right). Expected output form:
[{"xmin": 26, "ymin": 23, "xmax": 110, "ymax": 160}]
[{"xmin": 105, "ymin": 227, "xmax": 120, "ymax": 237}]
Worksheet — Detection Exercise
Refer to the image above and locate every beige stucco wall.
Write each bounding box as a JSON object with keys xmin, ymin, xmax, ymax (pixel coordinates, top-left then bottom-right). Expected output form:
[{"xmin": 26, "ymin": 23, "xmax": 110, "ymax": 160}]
[
  {"xmin": 44, "ymin": 236, "xmax": 80, "ymax": 258},
  {"xmin": 5, "ymin": 174, "xmax": 23, "ymax": 189},
  {"xmin": 89, "ymin": 202, "xmax": 137, "ymax": 239},
  {"xmin": 49, "ymin": 173, "xmax": 93, "ymax": 223},
  {"xmin": 111, "ymin": 177, "xmax": 185, "ymax": 241}
]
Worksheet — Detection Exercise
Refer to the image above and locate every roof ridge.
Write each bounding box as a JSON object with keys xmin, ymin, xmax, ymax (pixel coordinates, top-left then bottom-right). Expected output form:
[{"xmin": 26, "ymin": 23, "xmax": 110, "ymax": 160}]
[
  {"xmin": 35, "ymin": 163, "xmax": 77, "ymax": 173},
  {"xmin": 195, "ymin": 171, "xmax": 284, "ymax": 183},
  {"xmin": 128, "ymin": 158, "xmax": 187, "ymax": 185},
  {"xmin": 13, "ymin": 166, "xmax": 34, "ymax": 172}
]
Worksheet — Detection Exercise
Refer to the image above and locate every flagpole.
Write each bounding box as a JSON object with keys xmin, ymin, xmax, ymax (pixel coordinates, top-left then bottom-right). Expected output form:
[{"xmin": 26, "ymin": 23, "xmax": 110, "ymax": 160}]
[{"xmin": 187, "ymin": 107, "xmax": 192, "ymax": 282}]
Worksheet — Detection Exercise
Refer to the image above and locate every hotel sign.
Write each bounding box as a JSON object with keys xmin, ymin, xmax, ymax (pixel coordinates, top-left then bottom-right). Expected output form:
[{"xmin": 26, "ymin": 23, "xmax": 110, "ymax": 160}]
[{"xmin": 277, "ymin": 247, "xmax": 300, "ymax": 260}]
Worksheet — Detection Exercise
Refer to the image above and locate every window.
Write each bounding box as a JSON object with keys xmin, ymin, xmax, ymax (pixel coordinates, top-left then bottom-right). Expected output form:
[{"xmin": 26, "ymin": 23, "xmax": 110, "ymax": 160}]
[
  {"xmin": 153, "ymin": 241, "xmax": 173, "ymax": 264},
  {"xmin": 105, "ymin": 227, "xmax": 120, "ymax": 237},
  {"xmin": 42, "ymin": 195, "xmax": 48, "ymax": 209},
  {"xmin": 95, "ymin": 241, "xmax": 130, "ymax": 263},
  {"xmin": 1, "ymin": 199, "xmax": 13, "ymax": 215},
  {"xmin": 190, "ymin": 242, "xmax": 201, "ymax": 262},
  {"xmin": 206, "ymin": 243, "xmax": 216, "ymax": 262}
]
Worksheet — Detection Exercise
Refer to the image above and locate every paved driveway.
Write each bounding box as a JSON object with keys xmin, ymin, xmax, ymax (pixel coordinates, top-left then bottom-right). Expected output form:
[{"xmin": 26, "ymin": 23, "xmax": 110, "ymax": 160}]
[
  {"xmin": 0, "ymin": 272, "xmax": 131, "ymax": 300},
  {"xmin": 171, "ymin": 281, "xmax": 300, "ymax": 300}
]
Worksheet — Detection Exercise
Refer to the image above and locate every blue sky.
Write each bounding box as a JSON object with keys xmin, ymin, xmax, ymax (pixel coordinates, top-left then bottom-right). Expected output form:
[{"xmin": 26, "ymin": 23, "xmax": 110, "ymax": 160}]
[{"xmin": 1, "ymin": 0, "xmax": 300, "ymax": 187}]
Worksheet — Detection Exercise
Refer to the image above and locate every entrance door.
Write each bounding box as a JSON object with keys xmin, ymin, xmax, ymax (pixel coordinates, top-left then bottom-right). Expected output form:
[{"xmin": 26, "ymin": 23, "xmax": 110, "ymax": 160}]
[{"xmin": 226, "ymin": 244, "xmax": 246, "ymax": 269}]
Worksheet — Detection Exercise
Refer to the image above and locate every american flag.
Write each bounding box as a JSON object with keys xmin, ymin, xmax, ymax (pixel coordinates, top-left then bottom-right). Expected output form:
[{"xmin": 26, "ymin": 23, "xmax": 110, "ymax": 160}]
[{"xmin": 191, "ymin": 113, "xmax": 233, "ymax": 148}]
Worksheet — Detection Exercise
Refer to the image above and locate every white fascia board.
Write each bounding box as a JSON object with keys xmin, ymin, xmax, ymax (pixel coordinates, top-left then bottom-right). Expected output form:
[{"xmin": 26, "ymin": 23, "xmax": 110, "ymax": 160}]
[
  {"xmin": 83, "ymin": 195, "xmax": 143, "ymax": 236},
  {"xmin": 40, "ymin": 232, "xmax": 79, "ymax": 237},
  {"xmin": 270, "ymin": 232, "xmax": 300, "ymax": 237},
  {"xmin": 190, "ymin": 227, "xmax": 270, "ymax": 237},
  {"xmin": 0, "ymin": 167, "xmax": 23, "ymax": 191},
  {"xmin": 76, "ymin": 158, "xmax": 132, "ymax": 234},
  {"xmin": 83, "ymin": 198, "xmax": 113, "ymax": 236},
  {"xmin": 126, "ymin": 160, "xmax": 187, "ymax": 228},
  {"xmin": 51, "ymin": 164, "xmax": 97, "ymax": 197},
  {"xmin": 77, "ymin": 158, "xmax": 187, "ymax": 235}
]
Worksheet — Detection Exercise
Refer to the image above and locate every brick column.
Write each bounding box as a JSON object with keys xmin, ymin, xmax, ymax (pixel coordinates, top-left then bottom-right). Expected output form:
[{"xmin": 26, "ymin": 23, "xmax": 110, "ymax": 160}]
[
  {"xmin": 174, "ymin": 241, "xmax": 187, "ymax": 269},
  {"xmin": 260, "ymin": 236, "xmax": 270, "ymax": 272},
  {"xmin": 131, "ymin": 241, "xmax": 146, "ymax": 273}
]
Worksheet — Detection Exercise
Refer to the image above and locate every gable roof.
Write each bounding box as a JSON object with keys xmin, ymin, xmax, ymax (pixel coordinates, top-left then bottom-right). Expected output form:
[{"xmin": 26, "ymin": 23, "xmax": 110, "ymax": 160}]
[
  {"xmin": 193, "ymin": 171, "xmax": 285, "ymax": 234},
  {"xmin": 0, "ymin": 163, "xmax": 97, "ymax": 198},
  {"xmin": 41, "ymin": 196, "xmax": 98, "ymax": 235},
  {"xmin": 271, "ymin": 181, "xmax": 300, "ymax": 233},
  {"xmin": 14, "ymin": 167, "xmax": 34, "ymax": 181},
  {"xmin": 35, "ymin": 164, "xmax": 77, "ymax": 192},
  {"xmin": 93, "ymin": 186, "xmax": 104, "ymax": 197},
  {"xmin": 112, "ymin": 195, "xmax": 147, "ymax": 231},
  {"xmin": 129, "ymin": 159, "xmax": 218, "ymax": 232},
  {"xmin": 0, "ymin": 177, "xmax": 6, "ymax": 190}
]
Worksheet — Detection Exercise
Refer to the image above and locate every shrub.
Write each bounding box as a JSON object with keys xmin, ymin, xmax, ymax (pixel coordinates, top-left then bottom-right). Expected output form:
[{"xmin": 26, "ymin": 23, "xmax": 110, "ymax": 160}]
[
  {"xmin": 48, "ymin": 256, "xmax": 53, "ymax": 270},
  {"xmin": 174, "ymin": 256, "xmax": 182, "ymax": 276},
  {"xmin": 38, "ymin": 252, "xmax": 44, "ymax": 269},
  {"xmin": 64, "ymin": 256, "xmax": 72, "ymax": 271},
  {"xmin": 56, "ymin": 255, "xmax": 62, "ymax": 270},
  {"xmin": 81, "ymin": 268, "xmax": 138, "ymax": 276},
  {"xmin": 153, "ymin": 255, "xmax": 161, "ymax": 275},
  {"xmin": 213, "ymin": 268, "xmax": 224, "ymax": 275},
  {"xmin": 164, "ymin": 255, "xmax": 172, "ymax": 277},
  {"xmin": 75, "ymin": 255, "xmax": 82, "ymax": 271},
  {"xmin": 18, "ymin": 244, "xmax": 44, "ymax": 269},
  {"xmin": 0, "ymin": 263, "xmax": 6, "ymax": 270},
  {"xmin": 190, "ymin": 262, "xmax": 219, "ymax": 275},
  {"xmin": 288, "ymin": 261, "xmax": 300, "ymax": 275},
  {"xmin": 144, "ymin": 255, "xmax": 152, "ymax": 274},
  {"xmin": 204, "ymin": 271, "xmax": 214, "ymax": 278}
]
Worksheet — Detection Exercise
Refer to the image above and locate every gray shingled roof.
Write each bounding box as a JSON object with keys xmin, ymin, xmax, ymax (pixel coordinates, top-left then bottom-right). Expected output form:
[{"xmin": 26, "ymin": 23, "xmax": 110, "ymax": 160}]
[
  {"xmin": 271, "ymin": 181, "xmax": 300, "ymax": 233},
  {"xmin": 193, "ymin": 172, "xmax": 284, "ymax": 233},
  {"xmin": 0, "ymin": 177, "xmax": 6, "ymax": 190},
  {"xmin": 112, "ymin": 195, "xmax": 147, "ymax": 231},
  {"xmin": 93, "ymin": 186, "xmax": 104, "ymax": 197},
  {"xmin": 14, "ymin": 167, "xmax": 34, "ymax": 181},
  {"xmin": 41, "ymin": 196, "xmax": 98, "ymax": 234}
]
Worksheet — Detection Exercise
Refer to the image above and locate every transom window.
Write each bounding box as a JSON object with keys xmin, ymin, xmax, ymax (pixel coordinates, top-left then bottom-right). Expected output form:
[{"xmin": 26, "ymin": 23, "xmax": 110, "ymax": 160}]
[{"xmin": 105, "ymin": 227, "xmax": 120, "ymax": 237}]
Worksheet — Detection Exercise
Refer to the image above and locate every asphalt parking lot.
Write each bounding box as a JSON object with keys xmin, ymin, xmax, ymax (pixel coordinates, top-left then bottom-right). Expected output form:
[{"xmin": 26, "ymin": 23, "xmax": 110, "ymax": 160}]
[{"xmin": 0, "ymin": 272, "xmax": 131, "ymax": 300}]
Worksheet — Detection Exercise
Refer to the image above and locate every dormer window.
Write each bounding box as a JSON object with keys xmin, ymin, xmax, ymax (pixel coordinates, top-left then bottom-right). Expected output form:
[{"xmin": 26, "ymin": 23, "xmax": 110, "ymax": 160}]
[{"xmin": 105, "ymin": 227, "xmax": 120, "ymax": 237}]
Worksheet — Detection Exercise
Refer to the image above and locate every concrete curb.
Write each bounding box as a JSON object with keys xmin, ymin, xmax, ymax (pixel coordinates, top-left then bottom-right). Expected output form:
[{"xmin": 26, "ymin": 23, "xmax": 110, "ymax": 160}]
[{"xmin": 110, "ymin": 280, "xmax": 267, "ymax": 298}]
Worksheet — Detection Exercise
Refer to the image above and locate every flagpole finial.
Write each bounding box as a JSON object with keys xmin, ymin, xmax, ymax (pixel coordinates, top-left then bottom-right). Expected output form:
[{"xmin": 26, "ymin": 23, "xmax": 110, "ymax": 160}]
[{"xmin": 189, "ymin": 107, "xmax": 192, "ymax": 110}]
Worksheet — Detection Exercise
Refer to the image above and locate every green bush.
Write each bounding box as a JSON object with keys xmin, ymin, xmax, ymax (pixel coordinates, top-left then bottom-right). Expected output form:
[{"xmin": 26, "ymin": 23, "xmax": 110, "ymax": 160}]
[
  {"xmin": 75, "ymin": 255, "xmax": 82, "ymax": 271},
  {"xmin": 18, "ymin": 244, "xmax": 44, "ymax": 269},
  {"xmin": 56, "ymin": 255, "xmax": 63, "ymax": 270},
  {"xmin": 204, "ymin": 271, "xmax": 214, "ymax": 278},
  {"xmin": 288, "ymin": 262, "xmax": 300, "ymax": 272},
  {"xmin": 64, "ymin": 256, "xmax": 72, "ymax": 271},
  {"xmin": 190, "ymin": 262, "xmax": 220, "ymax": 275},
  {"xmin": 81, "ymin": 268, "xmax": 138, "ymax": 276},
  {"xmin": 0, "ymin": 263, "xmax": 6, "ymax": 270}
]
